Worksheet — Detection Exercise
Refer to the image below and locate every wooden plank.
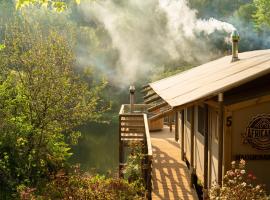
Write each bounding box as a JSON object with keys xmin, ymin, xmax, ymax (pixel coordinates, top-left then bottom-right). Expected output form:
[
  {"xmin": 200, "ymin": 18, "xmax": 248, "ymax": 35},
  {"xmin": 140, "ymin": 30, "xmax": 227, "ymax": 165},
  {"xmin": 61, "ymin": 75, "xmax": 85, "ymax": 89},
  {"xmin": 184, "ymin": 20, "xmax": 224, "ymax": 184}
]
[
  {"xmin": 148, "ymin": 102, "xmax": 168, "ymax": 112},
  {"xmin": 121, "ymin": 138, "xmax": 144, "ymax": 141},
  {"xmin": 141, "ymin": 87, "xmax": 153, "ymax": 93},
  {"xmin": 142, "ymin": 84, "xmax": 150, "ymax": 90},
  {"xmin": 120, "ymin": 114, "xmax": 144, "ymax": 118},
  {"xmin": 148, "ymin": 109, "xmax": 174, "ymax": 121},
  {"xmin": 121, "ymin": 130, "xmax": 145, "ymax": 134},
  {"xmin": 121, "ymin": 125, "xmax": 145, "ymax": 128},
  {"xmin": 144, "ymin": 96, "xmax": 162, "ymax": 104},
  {"xmin": 120, "ymin": 119, "xmax": 144, "ymax": 123},
  {"xmin": 144, "ymin": 92, "xmax": 157, "ymax": 100},
  {"xmin": 121, "ymin": 135, "xmax": 145, "ymax": 139}
]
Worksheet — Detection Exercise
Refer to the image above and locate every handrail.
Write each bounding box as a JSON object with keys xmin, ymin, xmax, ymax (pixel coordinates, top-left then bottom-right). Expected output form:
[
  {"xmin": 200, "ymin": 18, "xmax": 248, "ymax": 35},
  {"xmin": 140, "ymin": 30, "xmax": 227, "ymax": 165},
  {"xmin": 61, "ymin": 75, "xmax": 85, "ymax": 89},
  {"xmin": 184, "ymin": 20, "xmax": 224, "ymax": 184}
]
[
  {"xmin": 143, "ymin": 114, "xmax": 152, "ymax": 157},
  {"xmin": 119, "ymin": 104, "xmax": 125, "ymax": 115},
  {"xmin": 119, "ymin": 104, "xmax": 151, "ymax": 115}
]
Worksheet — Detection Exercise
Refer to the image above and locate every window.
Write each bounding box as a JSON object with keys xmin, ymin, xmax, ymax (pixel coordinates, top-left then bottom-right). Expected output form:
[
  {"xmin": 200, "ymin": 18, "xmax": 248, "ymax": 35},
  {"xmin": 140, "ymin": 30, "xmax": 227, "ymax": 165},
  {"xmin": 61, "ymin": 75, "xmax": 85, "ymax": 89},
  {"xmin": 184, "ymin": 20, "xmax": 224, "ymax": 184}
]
[{"xmin": 198, "ymin": 105, "xmax": 205, "ymax": 136}]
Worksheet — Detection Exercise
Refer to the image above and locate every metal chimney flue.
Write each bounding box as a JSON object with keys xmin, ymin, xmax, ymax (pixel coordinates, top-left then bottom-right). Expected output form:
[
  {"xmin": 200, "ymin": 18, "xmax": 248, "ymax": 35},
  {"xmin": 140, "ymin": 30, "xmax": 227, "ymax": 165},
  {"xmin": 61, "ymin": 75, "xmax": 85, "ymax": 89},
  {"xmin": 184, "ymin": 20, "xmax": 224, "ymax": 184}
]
[
  {"xmin": 129, "ymin": 85, "xmax": 135, "ymax": 113},
  {"xmin": 231, "ymin": 30, "xmax": 240, "ymax": 62}
]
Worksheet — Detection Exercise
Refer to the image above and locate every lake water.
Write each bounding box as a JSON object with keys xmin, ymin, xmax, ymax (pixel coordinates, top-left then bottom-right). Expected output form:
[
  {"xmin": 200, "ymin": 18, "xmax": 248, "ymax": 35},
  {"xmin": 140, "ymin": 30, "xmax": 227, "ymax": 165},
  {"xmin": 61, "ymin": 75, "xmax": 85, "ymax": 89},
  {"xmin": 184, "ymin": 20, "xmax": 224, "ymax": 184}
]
[{"xmin": 70, "ymin": 122, "xmax": 119, "ymax": 175}]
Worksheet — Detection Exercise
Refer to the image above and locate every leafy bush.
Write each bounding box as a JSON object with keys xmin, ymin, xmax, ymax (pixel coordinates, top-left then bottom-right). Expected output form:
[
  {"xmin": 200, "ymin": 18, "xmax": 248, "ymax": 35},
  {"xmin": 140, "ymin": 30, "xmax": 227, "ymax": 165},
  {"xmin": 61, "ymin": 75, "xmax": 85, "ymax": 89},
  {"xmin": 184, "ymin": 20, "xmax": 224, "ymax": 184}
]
[
  {"xmin": 210, "ymin": 160, "xmax": 269, "ymax": 200},
  {"xmin": 124, "ymin": 142, "xmax": 144, "ymax": 182},
  {"xmin": 19, "ymin": 167, "xmax": 144, "ymax": 200}
]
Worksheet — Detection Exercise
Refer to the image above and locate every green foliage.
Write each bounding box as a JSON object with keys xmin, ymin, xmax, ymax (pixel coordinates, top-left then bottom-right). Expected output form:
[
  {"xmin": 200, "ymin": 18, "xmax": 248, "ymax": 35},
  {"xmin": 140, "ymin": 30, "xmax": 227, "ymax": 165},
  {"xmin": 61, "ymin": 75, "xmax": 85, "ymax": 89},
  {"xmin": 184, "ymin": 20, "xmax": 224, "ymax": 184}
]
[
  {"xmin": 235, "ymin": 3, "xmax": 256, "ymax": 24},
  {"xmin": 253, "ymin": 0, "xmax": 270, "ymax": 28},
  {"xmin": 0, "ymin": 18, "xmax": 109, "ymax": 193},
  {"xmin": 19, "ymin": 168, "xmax": 144, "ymax": 200},
  {"xmin": 210, "ymin": 160, "xmax": 269, "ymax": 200},
  {"xmin": 0, "ymin": 44, "xmax": 5, "ymax": 50},
  {"xmin": 124, "ymin": 142, "xmax": 144, "ymax": 184},
  {"xmin": 150, "ymin": 66, "xmax": 194, "ymax": 82},
  {"xmin": 16, "ymin": 0, "xmax": 80, "ymax": 11},
  {"xmin": 188, "ymin": 0, "xmax": 251, "ymax": 19}
]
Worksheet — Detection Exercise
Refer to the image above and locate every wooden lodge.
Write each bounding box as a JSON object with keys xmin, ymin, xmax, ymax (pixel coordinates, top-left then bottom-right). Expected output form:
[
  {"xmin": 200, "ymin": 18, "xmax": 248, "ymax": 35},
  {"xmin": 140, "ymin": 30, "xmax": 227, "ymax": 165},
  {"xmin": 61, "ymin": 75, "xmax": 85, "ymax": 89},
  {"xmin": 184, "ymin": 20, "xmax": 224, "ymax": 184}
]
[
  {"xmin": 143, "ymin": 49, "xmax": 270, "ymax": 195},
  {"xmin": 119, "ymin": 47, "xmax": 270, "ymax": 199}
]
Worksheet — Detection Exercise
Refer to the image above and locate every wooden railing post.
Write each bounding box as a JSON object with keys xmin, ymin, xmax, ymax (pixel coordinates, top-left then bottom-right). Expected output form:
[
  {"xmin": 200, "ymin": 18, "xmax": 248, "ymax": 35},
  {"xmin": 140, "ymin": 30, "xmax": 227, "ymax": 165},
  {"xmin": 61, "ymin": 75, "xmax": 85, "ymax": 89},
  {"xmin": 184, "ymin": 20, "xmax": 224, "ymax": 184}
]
[
  {"xmin": 190, "ymin": 106, "xmax": 195, "ymax": 187},
  {"xmin": 175, "ymin": 112, "xmax": 179, "ymax": 141},
  {"xmin": 181, "ymin": 110, "xmax": 185, "ymax": 161},
  {"xmin": 218, "ymin": 93, "xmax": 224, "ymax": 186},
  {"xmin": 203, "ymin": 104, "xmax": 209, "ymax": 200},
  {"xmin": 119, "ymin": 115, "xmax": 124, "ymax": 178}
]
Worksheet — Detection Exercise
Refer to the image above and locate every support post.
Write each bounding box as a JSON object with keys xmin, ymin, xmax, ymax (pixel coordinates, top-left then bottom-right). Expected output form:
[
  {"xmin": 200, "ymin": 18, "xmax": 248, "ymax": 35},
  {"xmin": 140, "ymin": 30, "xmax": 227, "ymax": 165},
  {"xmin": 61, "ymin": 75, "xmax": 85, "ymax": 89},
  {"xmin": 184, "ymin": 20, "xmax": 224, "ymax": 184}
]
[
  {"xmin": 169, "ymin": 115, "xmax": 173, "ymax": 132},
  {"xmin": 181, "ymin": 110, "xmax": 185, "ymax": 161},
  {"xmin": 119, "ymin": 115, "xmax": 123, "ymax": 177},
  {"xmin": 175, "ymin": 112, "xmax": 179, "ymax": 141},
  {"xmin": 203, "ymin": 104, "xmax": 209, "ymax": 200},
  {"xmin": 218, "ymin": 93, "xmax": 224, "ymax": 186},
  {"xmin": 190, "ymin": 106, "xmax": 195, "ymax": 187}
]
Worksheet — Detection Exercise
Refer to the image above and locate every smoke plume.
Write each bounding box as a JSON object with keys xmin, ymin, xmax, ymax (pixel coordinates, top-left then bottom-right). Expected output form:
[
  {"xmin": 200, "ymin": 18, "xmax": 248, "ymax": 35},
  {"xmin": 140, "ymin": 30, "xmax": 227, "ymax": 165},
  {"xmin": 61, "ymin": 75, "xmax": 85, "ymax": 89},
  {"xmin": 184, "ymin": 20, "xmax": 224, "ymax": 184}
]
[{"xmin": 78, "ymin": 0, "xmax": 235, "ymax": 86}]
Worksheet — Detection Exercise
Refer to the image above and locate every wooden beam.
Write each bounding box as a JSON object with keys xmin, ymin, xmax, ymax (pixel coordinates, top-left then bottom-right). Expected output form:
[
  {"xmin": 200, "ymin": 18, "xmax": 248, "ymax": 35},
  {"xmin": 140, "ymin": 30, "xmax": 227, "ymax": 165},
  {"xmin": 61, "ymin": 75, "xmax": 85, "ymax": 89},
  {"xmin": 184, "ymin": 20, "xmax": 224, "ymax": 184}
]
[
  {"xmin": 143, "ymin": 92, "xmax": 157, "ymax": 100},
  {"xmin": 205, "ymin": 100, "xmax": 219, "ymax": 108},
  {"xmin": 141, "ymin": 87, "xmax": 153, "ymax": 93},
  {"xmin": 203, "ymin": 103, "xmax": 209, "ymax": 199},
  {"xmin": 169, "ymin": 115, "xmax": 173, "ymax": 132},
  {"xmin": 148, "ymin": 109, "xmax": 174, "ymax": 121},
  {"xmin": 144, "ymin": 96, "xmax": 162, "ymax": 104},
  {"xmin": 218, "ymin": 93, "xmax": 224, "ymax": 186},
  {"xmin": 175, "ymin": 112, "xmax": 179, "ymax": 141},
  {"xmin": 148, "ymin": 102, "xmax": 168, "ymax": 112},
  {"xmin": 190, "ymin": 106, "xmax": 195, "ymax": 187},
  {"xmin": 142, "ymin": 84, "xmax": 150, "ymax": 90},
  {"xmin": 173, "ymin": 96, "xmax": 211, "ymax": 112},
  {"xmin": 181, "ymin": 110, "xmax": 185, "ymax": 161}
]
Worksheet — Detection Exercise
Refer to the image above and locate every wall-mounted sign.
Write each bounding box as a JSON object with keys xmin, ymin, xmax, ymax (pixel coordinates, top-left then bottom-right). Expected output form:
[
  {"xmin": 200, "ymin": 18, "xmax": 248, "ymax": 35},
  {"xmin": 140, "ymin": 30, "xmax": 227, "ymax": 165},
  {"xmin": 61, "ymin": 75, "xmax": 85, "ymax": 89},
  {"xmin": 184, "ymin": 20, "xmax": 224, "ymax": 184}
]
[{"xmin": 243, "ymin": 114, "xmax": 270, "ymax": 151}]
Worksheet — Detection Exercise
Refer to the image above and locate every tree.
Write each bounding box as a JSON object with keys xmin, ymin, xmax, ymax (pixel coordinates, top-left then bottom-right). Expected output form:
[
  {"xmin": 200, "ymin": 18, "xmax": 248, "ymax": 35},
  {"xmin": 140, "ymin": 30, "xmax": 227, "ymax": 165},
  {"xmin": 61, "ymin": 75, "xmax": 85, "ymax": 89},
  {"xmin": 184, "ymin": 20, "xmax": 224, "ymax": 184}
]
[
  {"xmin": 0, "ymin": 19, "xmax": 108, "ymax": 192},
  {"xmin": 253, "ymin": 0, "xmax": 270, "ymax": 28},
  {"xmin": 16, "ymin": 0, "xmax": 81, "ymax": 11}
]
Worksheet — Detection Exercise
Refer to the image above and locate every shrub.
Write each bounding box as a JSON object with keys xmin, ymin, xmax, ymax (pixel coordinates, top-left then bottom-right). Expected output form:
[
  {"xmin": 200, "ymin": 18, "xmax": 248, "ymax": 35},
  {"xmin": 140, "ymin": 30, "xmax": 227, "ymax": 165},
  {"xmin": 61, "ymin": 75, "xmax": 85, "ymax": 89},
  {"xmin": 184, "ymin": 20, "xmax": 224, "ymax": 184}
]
[
  {"xmin": 123, "ymin": 142, "xmax": 144, "ymax": 183},
  {"xmin": 19, "ymin": 167, "xmax": 144, "ymax": 200},
  {"xmin": 210, "ymin": 159, "xmax": 269, "ymax": 200}
]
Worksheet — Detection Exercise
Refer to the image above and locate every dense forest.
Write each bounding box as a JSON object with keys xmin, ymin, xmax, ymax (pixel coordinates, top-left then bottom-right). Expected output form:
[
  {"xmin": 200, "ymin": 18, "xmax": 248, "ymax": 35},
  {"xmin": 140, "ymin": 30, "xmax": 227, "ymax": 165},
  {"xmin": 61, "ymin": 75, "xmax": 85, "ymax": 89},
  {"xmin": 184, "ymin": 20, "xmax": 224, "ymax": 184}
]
[{"xmin": 0, "ymin": 0, "xmax": 270, "ymax": 199}]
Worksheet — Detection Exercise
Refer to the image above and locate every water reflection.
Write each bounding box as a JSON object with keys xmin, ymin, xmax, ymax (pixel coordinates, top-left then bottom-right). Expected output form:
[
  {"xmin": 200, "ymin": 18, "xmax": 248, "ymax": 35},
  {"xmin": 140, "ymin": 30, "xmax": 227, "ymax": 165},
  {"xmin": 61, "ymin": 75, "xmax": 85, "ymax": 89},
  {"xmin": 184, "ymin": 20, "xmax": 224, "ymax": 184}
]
[{"xmin": 70, "ymin": 122, "xmax": 118, "ymax": 175}]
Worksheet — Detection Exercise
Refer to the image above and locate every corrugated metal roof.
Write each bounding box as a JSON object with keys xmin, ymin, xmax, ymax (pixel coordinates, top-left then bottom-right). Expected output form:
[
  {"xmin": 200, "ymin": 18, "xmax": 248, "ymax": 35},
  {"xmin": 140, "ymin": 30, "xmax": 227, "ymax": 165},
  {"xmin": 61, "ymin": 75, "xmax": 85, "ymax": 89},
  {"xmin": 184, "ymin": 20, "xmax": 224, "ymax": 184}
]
[{"xmin": 149, "ymin": 49, "xmax": 270, "ymax": 108}]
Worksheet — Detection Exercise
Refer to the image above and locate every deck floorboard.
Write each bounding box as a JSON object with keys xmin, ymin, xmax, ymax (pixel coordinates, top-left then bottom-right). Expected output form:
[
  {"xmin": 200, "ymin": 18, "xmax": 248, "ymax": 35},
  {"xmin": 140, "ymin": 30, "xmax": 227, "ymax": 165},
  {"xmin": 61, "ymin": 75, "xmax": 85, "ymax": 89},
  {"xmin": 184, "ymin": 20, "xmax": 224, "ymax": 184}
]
[{"xmin": 151, "ymin": 127, "xmax": 198, "ymax": 200}]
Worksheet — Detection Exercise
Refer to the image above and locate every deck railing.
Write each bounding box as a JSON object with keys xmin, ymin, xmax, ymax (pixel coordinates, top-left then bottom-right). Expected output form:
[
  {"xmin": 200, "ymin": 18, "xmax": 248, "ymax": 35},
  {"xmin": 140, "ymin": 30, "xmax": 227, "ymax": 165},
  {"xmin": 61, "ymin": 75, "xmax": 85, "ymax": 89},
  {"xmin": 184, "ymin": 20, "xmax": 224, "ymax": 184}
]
[{"xmin": 119, "ymin": 104, "xmax": 153, "ymax": 200}]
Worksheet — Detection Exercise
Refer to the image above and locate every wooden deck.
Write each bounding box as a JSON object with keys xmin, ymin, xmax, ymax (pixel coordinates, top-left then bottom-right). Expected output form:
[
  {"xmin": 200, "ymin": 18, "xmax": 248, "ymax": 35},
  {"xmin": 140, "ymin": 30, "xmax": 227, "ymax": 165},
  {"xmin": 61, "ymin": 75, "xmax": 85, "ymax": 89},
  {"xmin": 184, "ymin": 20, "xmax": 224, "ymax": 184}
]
[{"xmin": 151, "ymin": 127, "xmax": 198, "ymax": 200}]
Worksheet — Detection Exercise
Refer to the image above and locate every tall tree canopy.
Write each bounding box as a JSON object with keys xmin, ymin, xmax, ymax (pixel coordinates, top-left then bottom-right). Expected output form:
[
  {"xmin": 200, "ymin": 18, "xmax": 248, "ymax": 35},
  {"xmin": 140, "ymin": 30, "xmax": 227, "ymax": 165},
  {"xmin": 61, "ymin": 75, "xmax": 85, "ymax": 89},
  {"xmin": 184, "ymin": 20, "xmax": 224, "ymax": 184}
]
[
  {"xmin": 16, "ymin": 0, "xmax": 80, "ymax": 11},
  {"xmin": 253, "ymin": 0, "xmax": 270, "ymax": 28},
  {"xmin": 0, "ymin": 19, "xmax": 108, "ymax": 192}
]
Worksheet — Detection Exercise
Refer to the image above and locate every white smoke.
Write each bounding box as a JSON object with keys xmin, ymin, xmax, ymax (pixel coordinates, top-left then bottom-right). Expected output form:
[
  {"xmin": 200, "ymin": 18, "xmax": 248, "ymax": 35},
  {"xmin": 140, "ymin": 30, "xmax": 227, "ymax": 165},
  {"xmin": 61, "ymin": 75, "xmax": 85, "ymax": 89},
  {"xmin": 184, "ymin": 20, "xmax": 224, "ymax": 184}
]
[{"xmin": 79, "ymin": 0, "xmax": 236, "ymax": 85}]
